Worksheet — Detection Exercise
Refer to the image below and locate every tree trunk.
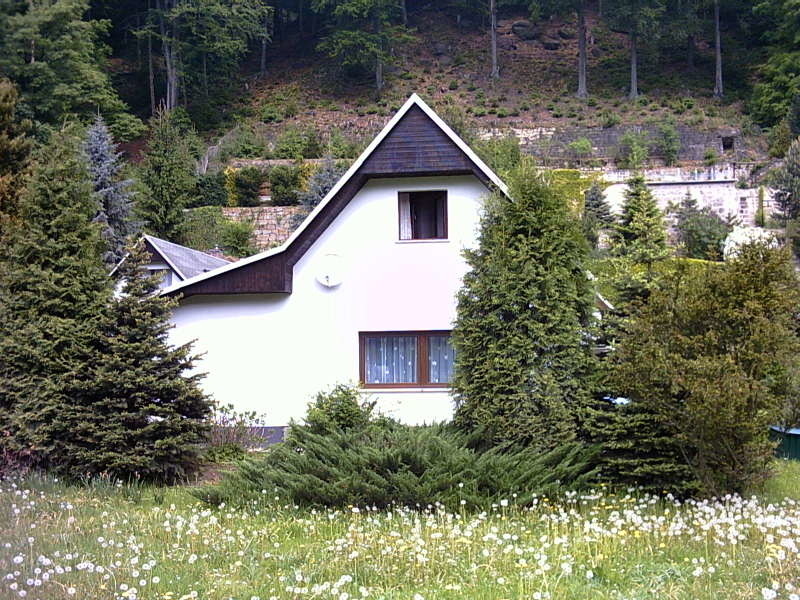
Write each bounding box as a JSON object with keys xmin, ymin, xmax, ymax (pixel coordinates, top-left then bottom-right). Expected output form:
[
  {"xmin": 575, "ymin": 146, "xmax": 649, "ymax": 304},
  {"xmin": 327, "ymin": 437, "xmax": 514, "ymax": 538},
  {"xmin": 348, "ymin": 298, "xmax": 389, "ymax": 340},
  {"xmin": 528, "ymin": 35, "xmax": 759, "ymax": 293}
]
[
  {"xmin": 713, "ymin": 0, "xmax": 723, "ymax": 98},
  {"xmin": 148, "ymin": 2, "xmax": 156, "ymax": 115},
  {"xmin": 400, "ymin": 0, "xmax": 407, "ymax": 25},
  {"xmin": 155, "ymin": 0, "xmax": 179, "ymax": 111},
  {"xmin": 598, "ymin": 0, "xmax": 603, "ymax": 18},
  {"xmin": 629, "ymin": 30, "xmax": 639, "ymax": 100},
  {"xmin": 260, "ymin": 11, "xmax": 269, "ymax": 76},
  {"xmin": 490, "ymin": 0, "xmax": 499, "ymax": 80},
  {"xmin": 202, "ymin": 52, "xmax": 208, "ymax": 99},
  {"xmin": 687, "ymin": 33, "xmax": 695, "ymax": 69},
  {"xmin": 375, "ymin": 15, "xmax": 384, "ymax": 93},
  {"xmin": 298, "ymin": 0, "xmax": 303, "ymax": 34},
  {"xmin": 576, "ymin": 1, "xmax": 588, "ymax": 98}
]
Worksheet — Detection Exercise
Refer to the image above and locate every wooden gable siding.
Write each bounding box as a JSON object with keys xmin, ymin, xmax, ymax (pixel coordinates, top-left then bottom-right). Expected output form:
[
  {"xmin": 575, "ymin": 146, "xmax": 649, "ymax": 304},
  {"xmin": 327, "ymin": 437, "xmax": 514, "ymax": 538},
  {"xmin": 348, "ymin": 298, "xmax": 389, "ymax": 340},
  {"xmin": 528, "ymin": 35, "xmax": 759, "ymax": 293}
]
[
  {"xmin": 359, "ymin": 105, "xmax": 480, "ymax": 178},
  {"xmin": 172, "ymin": 105, "xmax": 492, "ymax": 299}
]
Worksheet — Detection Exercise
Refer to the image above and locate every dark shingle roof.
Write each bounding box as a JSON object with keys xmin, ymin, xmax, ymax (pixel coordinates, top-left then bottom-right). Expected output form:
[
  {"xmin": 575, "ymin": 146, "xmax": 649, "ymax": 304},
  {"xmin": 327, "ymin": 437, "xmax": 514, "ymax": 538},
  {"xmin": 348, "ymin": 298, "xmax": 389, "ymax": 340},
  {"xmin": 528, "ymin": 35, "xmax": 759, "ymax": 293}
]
[{"xmin": 144, "ymin": 235, "xmax": 230, "ymax": 280}]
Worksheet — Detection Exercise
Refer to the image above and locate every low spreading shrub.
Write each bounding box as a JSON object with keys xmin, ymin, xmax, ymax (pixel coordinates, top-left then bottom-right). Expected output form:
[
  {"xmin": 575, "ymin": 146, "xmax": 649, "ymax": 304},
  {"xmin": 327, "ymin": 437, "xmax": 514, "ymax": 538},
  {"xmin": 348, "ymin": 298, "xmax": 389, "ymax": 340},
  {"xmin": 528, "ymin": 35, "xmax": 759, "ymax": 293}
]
[
  {"xmin": 193, "ymin": 386, "xmax": 599, "ymax": 509},
  {"xmin": 268, "ymin": 164, "xmax": 303, "ymax": 205}
]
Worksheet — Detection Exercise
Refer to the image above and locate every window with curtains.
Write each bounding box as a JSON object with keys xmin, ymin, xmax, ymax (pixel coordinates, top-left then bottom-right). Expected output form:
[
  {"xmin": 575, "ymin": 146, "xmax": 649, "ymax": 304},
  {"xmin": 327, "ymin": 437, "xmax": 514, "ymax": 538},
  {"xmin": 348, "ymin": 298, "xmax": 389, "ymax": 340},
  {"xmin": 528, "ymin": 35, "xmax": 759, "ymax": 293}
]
[
  {"xmin": 359, "ymin": 331, "xmax": 456, "ymax": 388},
  {"xmin": 398, "ymin": 191, "xmax": 447, "ymax": 240}
]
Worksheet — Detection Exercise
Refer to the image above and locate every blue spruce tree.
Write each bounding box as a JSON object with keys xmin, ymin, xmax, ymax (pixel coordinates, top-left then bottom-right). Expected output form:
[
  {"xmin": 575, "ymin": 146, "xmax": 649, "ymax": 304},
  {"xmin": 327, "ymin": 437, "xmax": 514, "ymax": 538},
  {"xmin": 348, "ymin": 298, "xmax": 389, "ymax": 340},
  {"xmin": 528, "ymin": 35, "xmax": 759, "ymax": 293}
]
[{"xmin": 84, "ymin": 116, "xmax": 140, "ymax": 267}]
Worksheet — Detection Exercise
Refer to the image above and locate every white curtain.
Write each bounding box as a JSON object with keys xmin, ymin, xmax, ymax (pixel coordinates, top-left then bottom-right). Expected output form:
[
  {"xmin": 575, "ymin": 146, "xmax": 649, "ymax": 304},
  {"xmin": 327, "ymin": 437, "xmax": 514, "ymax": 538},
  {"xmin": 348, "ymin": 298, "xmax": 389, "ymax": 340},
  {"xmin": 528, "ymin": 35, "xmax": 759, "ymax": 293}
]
[
  {"xmin": 398, "ymin": 193, "xmax": 412, "ymax": 240},
  {"xmin": 366, "ymin": 335, "xmax": 417, "ymax": 384},
  {"xmin": 428, "ymin": 335, "xmax": 455, "ymax": 383}
]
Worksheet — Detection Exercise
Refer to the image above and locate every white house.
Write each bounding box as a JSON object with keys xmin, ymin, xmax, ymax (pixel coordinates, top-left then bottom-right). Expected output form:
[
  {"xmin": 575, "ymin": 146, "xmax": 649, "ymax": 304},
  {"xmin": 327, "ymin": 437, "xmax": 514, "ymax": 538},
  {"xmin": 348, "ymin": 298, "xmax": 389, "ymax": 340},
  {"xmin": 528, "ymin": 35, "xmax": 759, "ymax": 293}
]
[{"xmin": 164, "ymin": 94, "xmax": 509, "ymax": 426}]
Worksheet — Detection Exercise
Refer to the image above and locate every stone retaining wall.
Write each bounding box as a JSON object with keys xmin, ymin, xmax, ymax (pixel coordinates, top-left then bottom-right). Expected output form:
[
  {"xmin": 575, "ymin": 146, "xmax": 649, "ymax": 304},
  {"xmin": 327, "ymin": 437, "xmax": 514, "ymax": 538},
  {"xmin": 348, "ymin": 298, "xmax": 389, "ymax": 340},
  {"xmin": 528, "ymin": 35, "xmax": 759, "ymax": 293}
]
[{"xmin": 223, "ymin": 206, "xmax": 305, "ymax": 250}]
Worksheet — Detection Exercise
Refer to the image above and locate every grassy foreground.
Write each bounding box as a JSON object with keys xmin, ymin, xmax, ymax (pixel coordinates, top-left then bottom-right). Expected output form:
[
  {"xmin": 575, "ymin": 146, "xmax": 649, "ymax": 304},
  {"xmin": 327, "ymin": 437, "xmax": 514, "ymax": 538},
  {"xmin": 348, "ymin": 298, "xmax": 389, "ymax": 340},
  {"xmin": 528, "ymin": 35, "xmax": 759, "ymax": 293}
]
[{"xmin": 1, "ymin": 461, "xmax": 799, "ymax": 600}]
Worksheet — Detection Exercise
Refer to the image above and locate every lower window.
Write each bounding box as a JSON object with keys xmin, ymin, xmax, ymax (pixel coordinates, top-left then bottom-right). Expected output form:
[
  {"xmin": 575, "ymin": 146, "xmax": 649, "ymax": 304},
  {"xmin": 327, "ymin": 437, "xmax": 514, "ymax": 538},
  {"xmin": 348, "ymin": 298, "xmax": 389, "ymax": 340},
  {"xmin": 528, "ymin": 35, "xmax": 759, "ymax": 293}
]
[{"xmin": 360, "ymin": 331, "xmax": 455, "ymax": 388}]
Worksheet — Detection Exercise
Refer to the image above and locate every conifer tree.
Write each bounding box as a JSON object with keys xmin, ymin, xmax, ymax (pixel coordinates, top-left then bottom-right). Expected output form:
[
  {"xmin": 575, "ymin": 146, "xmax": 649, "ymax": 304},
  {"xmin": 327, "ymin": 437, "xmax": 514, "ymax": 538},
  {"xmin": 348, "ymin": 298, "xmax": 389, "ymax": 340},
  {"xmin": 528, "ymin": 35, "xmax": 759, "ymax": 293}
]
[
  {"xmin": 452, "ymin": 164, "xmax": 596, "ymax": 450},
  {"xmin": 137, "ymin": 109, "xmax": 198, "ymax": 240},
  {"xmin": 607, "ymin": 173, "xmax": 669, "ymax": 307},
  {"xmin": 0, "ymin": 126, "xmax": 110, "ymax": 464},
  {"xmin": 0, "ymin": 78, "xmax": 33, "ymax": 235},
  {"xmin": 582, "ymin": 182, "xmax": 615, "ymax": 250},
  {"xmin": 613, "ymin": 173, "xmax": 668, "ymax": 265},
  {"xmin": 84, "ymin": 116, "xmax": 140, "ymax": 268},
  {"xmin": 59, "ymin": 241, "xmax": 212, "ymax": 482}
]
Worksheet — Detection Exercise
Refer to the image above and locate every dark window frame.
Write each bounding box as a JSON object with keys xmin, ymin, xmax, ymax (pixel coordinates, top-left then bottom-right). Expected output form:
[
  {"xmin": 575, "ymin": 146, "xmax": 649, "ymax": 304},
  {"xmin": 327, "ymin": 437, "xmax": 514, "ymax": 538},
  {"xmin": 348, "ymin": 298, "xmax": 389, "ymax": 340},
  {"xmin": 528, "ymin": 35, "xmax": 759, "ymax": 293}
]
[
  {"xmin": 398, "ymin": 191, "xmax": 448, "ymax": 241},
  {"xmin": 359, "ymin": 330, "xmax": 454, "ymax": 389}
]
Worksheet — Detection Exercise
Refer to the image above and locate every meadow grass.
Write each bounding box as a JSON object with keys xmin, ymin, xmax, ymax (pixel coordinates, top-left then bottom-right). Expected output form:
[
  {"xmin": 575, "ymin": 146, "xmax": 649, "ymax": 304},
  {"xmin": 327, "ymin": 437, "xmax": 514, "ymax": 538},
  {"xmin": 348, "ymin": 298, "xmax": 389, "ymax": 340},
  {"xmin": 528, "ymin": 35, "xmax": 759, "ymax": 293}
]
[{"xmin": 1, "ymin": 461, "xmax": 799, "ymax": 600}]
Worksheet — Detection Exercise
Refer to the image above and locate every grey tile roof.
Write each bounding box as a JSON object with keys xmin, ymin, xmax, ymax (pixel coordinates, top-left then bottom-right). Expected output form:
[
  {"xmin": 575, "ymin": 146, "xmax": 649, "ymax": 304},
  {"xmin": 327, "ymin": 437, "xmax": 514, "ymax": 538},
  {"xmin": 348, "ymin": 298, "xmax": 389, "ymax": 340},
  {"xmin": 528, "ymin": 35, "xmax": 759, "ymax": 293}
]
[{"xmin": 144, "ymin": 235, "xmax": 230, "ymax": 280}]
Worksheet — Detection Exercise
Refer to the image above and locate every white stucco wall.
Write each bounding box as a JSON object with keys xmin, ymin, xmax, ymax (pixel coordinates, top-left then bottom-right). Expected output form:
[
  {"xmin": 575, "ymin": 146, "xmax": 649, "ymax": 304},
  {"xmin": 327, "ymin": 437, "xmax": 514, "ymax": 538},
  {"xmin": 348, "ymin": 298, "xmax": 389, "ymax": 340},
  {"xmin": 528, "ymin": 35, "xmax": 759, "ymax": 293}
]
[{"xmin": 169, "ymin": 175, "xmax": 489, "ymax": 426}]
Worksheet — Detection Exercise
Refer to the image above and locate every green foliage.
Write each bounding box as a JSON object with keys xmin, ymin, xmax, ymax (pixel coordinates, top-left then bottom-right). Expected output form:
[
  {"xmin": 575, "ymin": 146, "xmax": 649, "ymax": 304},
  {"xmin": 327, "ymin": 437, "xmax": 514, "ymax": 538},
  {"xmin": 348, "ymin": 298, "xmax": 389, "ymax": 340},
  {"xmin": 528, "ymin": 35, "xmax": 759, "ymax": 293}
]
[
  {"xmin": 582, "ymin": 182, "xmax": 615, "ymax": 251},
  {"xmin": 768, "ymin": 118, "xmax": 792, "ymax": 158},
  {"xmin": 83, "ymin": 116, "xmax": 140, "ymax": 267},
  {"xmin": 273, "ymin": 127, "xmax": 323, "ymax": 160},
  {"xmin": 756, "ymin": 186, "xmax": 767, "ymax": 227},
  {"xmin": 452, "ymin": 164, "xmax": 596, "ymax": 450},
  {"xmin": 770, "ymin": 136, "xmax": 800, "ymax": 254},
  {"xmin": 231, "ymin": 166, "xmax": 266, "ymax": 207},
  {"xmin": 671, "ymin": 192, "xmax": 733, "ymax": 260},
  {"xmin": 0, "ymin": 78, "xmax": 33, "ymax": 231},
  {"xmin": 191, "ymin": 171, "xmax": 228, "ymax": 207},
  {"xmin": 567, "ymin": 137, "xmax": 593, "ymax": 161},
  {"xmin": 193, "ymin": 418, "xmax": 599, "ymax": 509},
  {"xmin": 268, "ymin": 164, "xmax": 303, "ymax": 205},
  {"xmin": 305, "ymin": 384, "xmax": 376, "ymax": 435},
  {"xmin": 613, "ymin": 173, "xmax": 668, "ymax": 266},
  {"xmin": 180, "ymin": 206, "xmax": 257, "ymax": 257},
  {"xmin": 292, "ymin": 156, "xmax": 347, "ymax": 226},
  {"xmin": 0, "ymin": 127, "xmax": 110, "ymax": 470},
  {"xmin": 703, "ymin": 148, "xmax": 719, "ymax": 166},
  {"xmin": 473, "ymin": 135, "xmax": 522, "ymax": 177},
  {"xmin": 656, "ymin": 121, "xmax": 680, "ymax": 166},
  {"xmin": 314, "ymin": 0, "xmax": 411, "ymax": 90},
  {"xmin": 57, "ymin": 241, "xmax": 212, "ymax": 482},
  {"xmin": 606, "ymin": 245, "xmax": 800, "ymax": 495},
  {"xmin": 204, "ymin": 403, "xmax": 266, "ymax": 463},
  {"xmin": 0, "ymin": 0, "xmax": 139, "ymax": 134},
  {"xmin": 137, "ymin": 109, "xmax": 199, "ymax": 240},
  {"xmin": 616, "ymin": 130, "xmax": 650, "ymax": 169}
]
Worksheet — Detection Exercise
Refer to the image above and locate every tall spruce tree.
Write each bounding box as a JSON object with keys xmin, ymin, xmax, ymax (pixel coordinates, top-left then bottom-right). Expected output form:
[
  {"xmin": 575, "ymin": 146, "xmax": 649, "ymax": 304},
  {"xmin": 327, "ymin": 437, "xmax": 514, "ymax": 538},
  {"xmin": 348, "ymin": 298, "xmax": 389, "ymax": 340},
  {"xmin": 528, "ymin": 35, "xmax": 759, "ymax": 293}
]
[
  {"xmin": 59, "ymin": 241, "xmax": 212, "ymax": 482},
  {"xmin": 0, "ymin": 126, "xmax": 110, "ymax": 465},
  {"xmin": 137, "ymin": 109, "xmax": 198, "ymax": 240},
  {"xmin": 613, "ymin": 173, "xmax": 668, "ymax": 265},
  {"xmin": 452, "ymin": 164, "xmax": 596, "ymax": 450},
  {"xmin": 582, "ymin": 182, "xmax": 615, "ymax": 250},
  {"xmin": 84, "ymin": 116, "xmax": 140, "ymax": 268},
  {"xmin": 0, "ymin": 78, "xmax": 33, "ymax": 236}
]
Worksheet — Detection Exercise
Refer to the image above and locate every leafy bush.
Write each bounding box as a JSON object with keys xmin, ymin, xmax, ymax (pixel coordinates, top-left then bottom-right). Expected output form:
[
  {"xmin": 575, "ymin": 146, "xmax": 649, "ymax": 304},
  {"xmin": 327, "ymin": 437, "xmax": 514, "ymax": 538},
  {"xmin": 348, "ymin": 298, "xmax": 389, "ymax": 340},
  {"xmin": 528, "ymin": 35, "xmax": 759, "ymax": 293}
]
[
  {"xmin": 268, "ymin": 164, "xmax": 303, "ymax": 205},
  {"xmin": 231, "ymin": 166, "xmax": 267, "ymax": 207},
  {"xmin": 473, "ymin": 135, "xmax": 522, "ymax": 176},
  {"xmin": 203, "ymin": 403, "xmax": 266, "ymax": 463},
  {"xmin": 326, "ymin": 128, "xmax": 366, "ymax": 159},
  {"xmin": 601, "ymin": 111, "xmax": 621, "ymax": 128},
  {"xmin": 180, "ymin": 207, "xmax": 258, "ymax": 258},
  {"xmin": 567, "ymin": 137, "xmax": 593, "ymax": 161},
  {"xmin": 305, "ymin": 384, "xmax": 376, "ymax": 434},
  {"xmin": 616, "ymin": 130, "xmax": 650, "ymax": 169},
  {"xmin": 274, "ymin": 127, "xmax": 322, "ymax": 160},
  {"xmin": 604, "ymin": 244, "xmax": 800, "ymax": 496},
  {"xmin": 703, "ymin": 148, "xmax": 719, "ymax": 166},
  {"xmin": 191, "ymin": 172, "xmax": 228, "ymax": 207},
  {"xmin": 768, "ymin": 118, "xmax": 792, "ymax": 158},
  {"xmin": 656, "ymin": 121, "xmax": 681, "ymax": 166}
]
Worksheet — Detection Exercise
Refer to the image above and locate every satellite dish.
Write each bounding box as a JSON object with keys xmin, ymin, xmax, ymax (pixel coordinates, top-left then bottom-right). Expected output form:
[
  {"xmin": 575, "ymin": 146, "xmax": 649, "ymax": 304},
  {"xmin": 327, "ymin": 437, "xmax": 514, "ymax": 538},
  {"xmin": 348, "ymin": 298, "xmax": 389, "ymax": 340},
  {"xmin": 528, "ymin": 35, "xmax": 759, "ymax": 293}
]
[{"xmin": 316, "ymin": 253, "xmax": 344, "ymax": 288}]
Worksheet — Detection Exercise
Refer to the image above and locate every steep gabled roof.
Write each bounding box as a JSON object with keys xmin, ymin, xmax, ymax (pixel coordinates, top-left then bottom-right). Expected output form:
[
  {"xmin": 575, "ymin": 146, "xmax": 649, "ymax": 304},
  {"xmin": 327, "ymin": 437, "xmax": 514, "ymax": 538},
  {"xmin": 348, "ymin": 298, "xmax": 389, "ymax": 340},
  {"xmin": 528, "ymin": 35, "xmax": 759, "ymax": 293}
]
[
  {"xmin": 163, "ymin": 94, "xmax": 508, "ymax": 299},
  {"xmin": 143, "ymin": 235, "xmax": 230, "ymax": 280}
]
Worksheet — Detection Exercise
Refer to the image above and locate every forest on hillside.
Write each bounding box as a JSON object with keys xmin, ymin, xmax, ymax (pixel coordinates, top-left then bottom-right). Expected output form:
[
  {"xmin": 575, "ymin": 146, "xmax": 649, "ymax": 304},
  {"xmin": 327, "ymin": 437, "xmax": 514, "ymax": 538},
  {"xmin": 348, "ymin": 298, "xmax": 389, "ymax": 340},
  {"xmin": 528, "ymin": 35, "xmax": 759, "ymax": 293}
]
[{"xmin": 1, "ymin": 0, "xmax": 800, "ymax": 143}]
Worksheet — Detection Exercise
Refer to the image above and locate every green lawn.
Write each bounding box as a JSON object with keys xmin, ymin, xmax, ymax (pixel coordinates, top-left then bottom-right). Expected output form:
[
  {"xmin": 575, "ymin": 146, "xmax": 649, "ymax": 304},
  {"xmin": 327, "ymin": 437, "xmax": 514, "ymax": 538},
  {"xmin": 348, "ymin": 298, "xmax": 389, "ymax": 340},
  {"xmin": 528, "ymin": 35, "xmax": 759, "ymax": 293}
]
[{"xmin": 1, "ymin": 461, "xmax": 799, "ymax": 600}]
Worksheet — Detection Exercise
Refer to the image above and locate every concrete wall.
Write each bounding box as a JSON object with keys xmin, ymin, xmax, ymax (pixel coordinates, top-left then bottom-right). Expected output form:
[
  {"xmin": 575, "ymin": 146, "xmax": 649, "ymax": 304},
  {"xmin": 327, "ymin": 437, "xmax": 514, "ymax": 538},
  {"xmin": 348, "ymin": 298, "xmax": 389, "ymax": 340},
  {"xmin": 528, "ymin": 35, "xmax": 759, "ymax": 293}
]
[
  {"xmin": 170, "ymin": 175, "xmax": 488, "ymax": 426},
  {"xmin": 603, "ymin": 164, "xmax": 776, "ymax": 227}
]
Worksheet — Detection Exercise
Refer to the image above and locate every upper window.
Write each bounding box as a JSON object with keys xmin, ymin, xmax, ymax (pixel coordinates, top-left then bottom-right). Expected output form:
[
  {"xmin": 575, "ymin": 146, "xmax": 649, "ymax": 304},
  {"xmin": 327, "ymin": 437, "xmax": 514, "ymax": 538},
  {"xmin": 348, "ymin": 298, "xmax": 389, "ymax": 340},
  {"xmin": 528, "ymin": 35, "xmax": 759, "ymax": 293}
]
[
  {"xmin": 398, "ymin": 191, "xmax": 447, "ymax": 240},
  {"xmin": 360, "ymin": 331, "xmax": 456, "ymax": 388}
]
